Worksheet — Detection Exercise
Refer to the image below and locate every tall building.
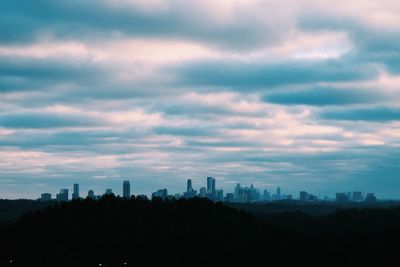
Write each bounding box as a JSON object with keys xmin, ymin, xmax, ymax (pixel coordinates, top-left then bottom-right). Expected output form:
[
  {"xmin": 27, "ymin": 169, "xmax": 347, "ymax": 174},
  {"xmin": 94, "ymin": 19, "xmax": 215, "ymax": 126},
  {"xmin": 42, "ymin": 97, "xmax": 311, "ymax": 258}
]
[
  {"xmin": 277, "ymin": 187, "xmax": 281, "ymax": 200},
  {"xmin": 211, "ymin": 178, "xmax": 216, "ymax": 195},
  {"xmin": 216, "ymin": 189, "xmax": 224, "ymax": 202},
  {"xmin": 40, "ymin": 193, "xmax": 51, "ymax": 201},
  {"xmin": 248, "ymin": 184, "xmax": 260, "ymax": 202},
  {"xmin": 123, "ymin": 180, "xmax": 130, "ymax": 198},
  {"xmin": 263, "ymin": 189, "xmax": 271, "ymax": 201},
  {"xmin": 87, "ymin": 190, "xmax": 95, "ymax": 199},
  {"xmin": 207, "ymin": 177, "xmax": 214, "ymax": 194},
  {"xmin": 183, "ymin": 179, "xmax": 197, "ymax": 199},
  {"xmin": 56, "ymin": 189, "xmax": 68, "ymax": 201},
  {"xmin": 72, "ymin": 183, "xmax": 79, "ymax": 200},
  {"xmin": 352, "ymin": 191, "xmax": 363, "ymax": 201},
  {"xmin": 187, "ymin": 179, "xmax": 193, "ymax": 193},
  {"xmin": 234, "ymin": 184, "xmax": 246, "ymax": 202},
  {"xmin": 199, "ymin": 187, "xmax": 207, "ymax": 198}
]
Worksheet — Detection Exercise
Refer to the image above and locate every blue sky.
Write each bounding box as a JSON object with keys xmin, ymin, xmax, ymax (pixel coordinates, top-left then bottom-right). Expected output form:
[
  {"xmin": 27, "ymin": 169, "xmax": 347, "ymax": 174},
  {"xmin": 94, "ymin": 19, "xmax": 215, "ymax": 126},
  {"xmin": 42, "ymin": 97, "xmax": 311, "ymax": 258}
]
[{"xmin": 0, "ymin": 0, "xmax": 399, "ymax": 199}]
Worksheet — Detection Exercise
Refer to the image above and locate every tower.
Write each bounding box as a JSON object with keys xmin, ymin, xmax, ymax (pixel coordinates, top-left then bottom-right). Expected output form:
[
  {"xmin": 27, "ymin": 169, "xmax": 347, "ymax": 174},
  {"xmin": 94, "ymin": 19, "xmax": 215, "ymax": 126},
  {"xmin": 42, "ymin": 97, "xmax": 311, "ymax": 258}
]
[
  {"xmin": 277, "ymin": 186, "xmax": 281, "ymax": 200},
  {"xmin": 87, "ymin": 190, "xmax": 95, "ymax": 199},
  {"xmin": 207, "ymin": 177, "xmax": 214, "ymax": 194},
  {"xmin": 72, "ymin": 183, "xmax": 79, "ymax": 200},
  {"xmin": 57, "ymin": 188, "xmax": 68, "ymax": 201},
  {"xmin": 123, "ymin": 180, "xmax": 130, "ymax": 198},
  {"xmin": 187, "ymin": 179, "xmax": 193, "ymax": 193}
]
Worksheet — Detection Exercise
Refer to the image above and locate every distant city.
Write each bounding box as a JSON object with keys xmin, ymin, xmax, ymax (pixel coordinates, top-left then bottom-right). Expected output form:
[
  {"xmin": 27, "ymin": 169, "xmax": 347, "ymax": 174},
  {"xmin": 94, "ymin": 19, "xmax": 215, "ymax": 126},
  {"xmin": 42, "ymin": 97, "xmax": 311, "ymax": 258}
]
[{"xmin": 38, "ymin": 177, "xmax": 378, "ymax": 203}]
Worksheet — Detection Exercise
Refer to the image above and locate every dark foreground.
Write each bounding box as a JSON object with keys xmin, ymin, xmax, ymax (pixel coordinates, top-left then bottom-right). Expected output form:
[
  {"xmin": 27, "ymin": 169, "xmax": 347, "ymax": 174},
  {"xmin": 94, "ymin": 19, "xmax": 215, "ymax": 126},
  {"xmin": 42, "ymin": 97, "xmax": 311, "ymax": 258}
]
[{"xmin": 1, "ymin": 197, "xmax": 400, "ymax": 266}]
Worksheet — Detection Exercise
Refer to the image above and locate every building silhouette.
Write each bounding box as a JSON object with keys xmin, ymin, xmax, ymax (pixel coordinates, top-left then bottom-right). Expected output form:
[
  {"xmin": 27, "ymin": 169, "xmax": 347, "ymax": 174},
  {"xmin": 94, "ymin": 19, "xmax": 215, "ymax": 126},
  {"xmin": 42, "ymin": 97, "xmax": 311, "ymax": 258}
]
[
  {"xmin": 87, "ymin": 190, "xmax": 95, "ymax": 199},
  {"xmin": 56, "ymin": 189, "xmax": 68, "ymax": 201},
  {"xmin": 216, "ymin": 189, "xmax": 224, "ymax": 202},
  {"xmin": 183, "ymin": 179, "xmax": 197, "ymax": 199},
  {"xmin": 352, "ymin": 191, "xmax": 364, "ymax": 201},
  {"xmin": 105, "ymin": 189, "xmax": 113, "ymax": 195},
  {"xmin": 234, "ymin": 184, "xmax": 246, "ymax": 202},
  {"xmin": 187, "ymin": 179, "xmax": 193, "ymax": 193},
  {"xmin": 336, "ymin": 193, "xmax": 348, "ymax": 202},
  {"xmin": 199, "ymin": 187, "xmax": 206, "ymax": 198},
  {"xmin": 123, "ymin": 180, "xmax": 130, "ymax": 198},
  {"xmin": 152, "ymin": 189, "xmax": 168, "ymax": 199},
  {"xmin": 211, "ymin": 179, "xmax": 216, "ymax": 196},
  {"xmin": 72, "ymin": 183, "xmax": 79, "ymax": 200},
  {"xmin": 40, "ymin": 193, "xmax": 51, "ymax": 201},
  {"xmin": 300, "ymin": 191, "xmax": 308, "ymax": 201},
  {"xmin": 263, "ymin": 189, "xmax": 271, "ymax": 201},
  {"xmin": 44, "ymin": 177, "xmax": 379, "ymax": 204},
  {"xmin": 225, "ymin": 193, "xmax": 234, "ymax": 202},
  {"xmin": 207, "ymin": 177, "xmax": 214, "ymax": 194},
  {"xmin": 365, "ymin": 193, "xmax": 377, "ymax": 202}
]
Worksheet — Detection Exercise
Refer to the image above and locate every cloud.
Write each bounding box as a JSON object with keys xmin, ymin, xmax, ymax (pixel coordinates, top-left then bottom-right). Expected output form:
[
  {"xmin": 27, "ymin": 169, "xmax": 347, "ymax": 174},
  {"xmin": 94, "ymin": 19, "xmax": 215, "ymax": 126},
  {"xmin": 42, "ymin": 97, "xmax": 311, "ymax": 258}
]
[
  {"xmin": 263, "ymin": 87, "xmax": 388, "ymax": 106},
  {"xmin": 1, "ymin": 0, "xmax": 400, "ymax": 199},
  {"xmin": 0, "ymin": 56, "xmax": 104, "ymax": 92},
  {"xmin": 321, "ymin": 107, "xmax": 400, "ymax": 121},
  {"xmin": 0, "ymin": 0, "xmax": 293, "ymax": 51},
  {"xmin": 171, "ymin": 58, "xmax": 377, "ymax": 89},
  {"xmin": 0, "ymin": 112, "xmax": 98, "ymax": 129},
  {"xmin": 298, "ymin": 11, "xmax": 400, "ymax": 73}
]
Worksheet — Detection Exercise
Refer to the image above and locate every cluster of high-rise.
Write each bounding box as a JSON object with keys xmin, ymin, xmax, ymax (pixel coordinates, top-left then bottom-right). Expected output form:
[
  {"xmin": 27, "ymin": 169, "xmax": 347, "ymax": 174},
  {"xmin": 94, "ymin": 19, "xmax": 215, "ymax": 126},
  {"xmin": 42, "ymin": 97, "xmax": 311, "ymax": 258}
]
[
  {"xmin": 150, "ymin": 177, "xmax": 290, "ymax": 203},
  {"xmin": 39, "ymin": 178, "xmax": 377, "ymax": 203},
  {"xmin": 335, "ymin": 191, "xmax": 377, "ymax": 202},
  {"xmin": 40, "ymin": 181, "xmax": 131, "ymax": 201}
]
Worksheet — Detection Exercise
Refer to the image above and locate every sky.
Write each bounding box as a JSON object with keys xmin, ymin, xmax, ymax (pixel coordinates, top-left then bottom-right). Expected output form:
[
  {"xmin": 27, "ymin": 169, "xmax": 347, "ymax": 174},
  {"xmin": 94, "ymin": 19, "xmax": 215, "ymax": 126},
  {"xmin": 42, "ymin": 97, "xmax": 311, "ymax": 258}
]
[{"xmin": 0, "ymin": 0, "xmax": 399, "ymax": 199}]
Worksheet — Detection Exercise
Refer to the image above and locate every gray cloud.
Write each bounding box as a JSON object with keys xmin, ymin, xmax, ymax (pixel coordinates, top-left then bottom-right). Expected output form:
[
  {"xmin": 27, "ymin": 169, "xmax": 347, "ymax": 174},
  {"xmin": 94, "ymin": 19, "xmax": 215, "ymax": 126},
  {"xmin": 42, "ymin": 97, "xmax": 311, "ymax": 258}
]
[
  {"xmin": 321, "ymin": 107, "xmax": 400, "ymax": 121},
  {"xmin": 171, "ymin": 59, "xmax": 377, "ymax": 89},
  {"xmin": 0, "ymin": 0, "xmax": 289, "ymax": 51},
  {"xmin": 299, "ymin": 15, "xmax": 400, "ymax": 73},
  {"xmin": 263, "ymin": 87, "xmax": 387, "ymax": 106},
  {"xmin": 0, "ymin": 112, "xmax": 99, "ymax": 128}
]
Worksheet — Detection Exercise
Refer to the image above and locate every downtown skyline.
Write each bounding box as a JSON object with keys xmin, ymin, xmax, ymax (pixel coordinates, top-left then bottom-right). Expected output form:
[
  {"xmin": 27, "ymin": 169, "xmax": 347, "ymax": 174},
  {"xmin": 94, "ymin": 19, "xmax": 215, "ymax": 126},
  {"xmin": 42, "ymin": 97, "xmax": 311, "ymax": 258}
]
[
  {"xmin": 1, "ymin": 0, "xmax": 400, "ymax": 199},
  {"xmin": 35, "ymin": 177, "xmax": 378, "ymax": 203}
]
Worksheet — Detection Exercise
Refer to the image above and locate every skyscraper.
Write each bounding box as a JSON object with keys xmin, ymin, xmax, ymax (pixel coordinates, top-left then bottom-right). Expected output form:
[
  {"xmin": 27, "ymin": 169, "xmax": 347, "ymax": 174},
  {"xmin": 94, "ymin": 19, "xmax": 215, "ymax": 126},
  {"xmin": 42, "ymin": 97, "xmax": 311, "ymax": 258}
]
[
  {"xmin": 72, "ymin": 183, "xmax": 79, "ymax": 200},
  {"xmin": 56, "ymin": 189, "xmax": 68, "ymax": 201},
  {"xmin": 207, "ymin": 177, "xmax": 214, "ymax": 194},
  {"xmin": 123, "ymin": 180, "xmax": 130, "ymax": 198},
  {"xmin": 87, "ymin": 190, "xmax": 95, "ymax": 199},
  {"xmin": 211, "ymin": 178, "xmax": 216, "ymax": 195},
  {"xmin": 187, "ymin": 179, "xmax": 193, "ymax": 193},
  {"xmin": 263, "ymin": 189, "xmax": 271, "ymax": 201},
  {"xmin": 199, "ymin": 187, "xmax": 207, "ymax": 198},
  {"xmin": 277, "ymin": 187, "xmax": 281, "ymax": 200},
  {"xmin": 352, "ymin": 191, "xmax": 363, "ymax": 201},
  {"xmin": 216, "ymin": 189, "xmax": 223, "ymax": 202}
]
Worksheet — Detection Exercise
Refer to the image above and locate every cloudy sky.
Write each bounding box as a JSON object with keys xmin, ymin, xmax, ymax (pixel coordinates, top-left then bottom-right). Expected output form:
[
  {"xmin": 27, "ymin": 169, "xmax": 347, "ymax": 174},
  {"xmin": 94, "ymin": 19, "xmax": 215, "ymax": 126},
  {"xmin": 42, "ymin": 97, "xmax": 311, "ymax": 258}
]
[{"xmin": 1, "ymin": 0, "xmax": 400, "ymax": 199}]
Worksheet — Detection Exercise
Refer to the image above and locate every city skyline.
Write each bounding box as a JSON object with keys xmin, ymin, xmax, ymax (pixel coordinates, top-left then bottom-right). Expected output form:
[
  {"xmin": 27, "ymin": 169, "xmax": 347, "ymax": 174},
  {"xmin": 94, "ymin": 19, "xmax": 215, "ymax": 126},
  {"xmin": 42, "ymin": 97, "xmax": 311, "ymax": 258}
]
[
  {"xmin": 1, "ymin": 0, "xmax": 400, "ymax": 199},
  {"xmin": 34, "ymin": 177, "xmax": 378, "ymax": 203}
]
